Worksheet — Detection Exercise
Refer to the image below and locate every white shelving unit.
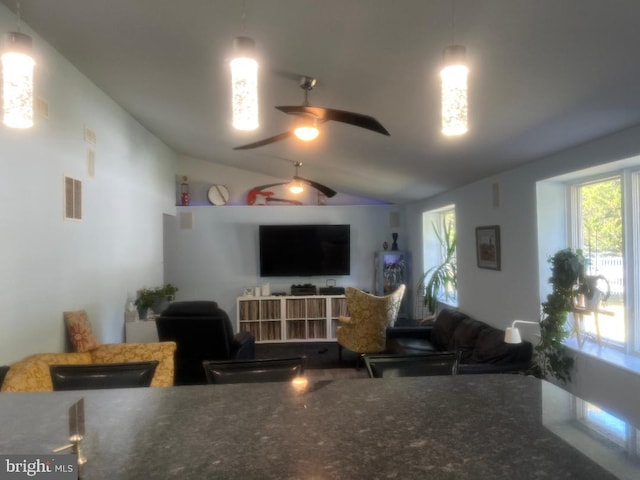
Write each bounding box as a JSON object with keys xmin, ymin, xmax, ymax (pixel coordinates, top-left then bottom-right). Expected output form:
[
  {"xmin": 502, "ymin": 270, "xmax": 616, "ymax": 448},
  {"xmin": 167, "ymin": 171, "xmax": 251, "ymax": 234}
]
[{"xmin": 236, "ymin": 295, "xmax": 347, "ymax": 343}]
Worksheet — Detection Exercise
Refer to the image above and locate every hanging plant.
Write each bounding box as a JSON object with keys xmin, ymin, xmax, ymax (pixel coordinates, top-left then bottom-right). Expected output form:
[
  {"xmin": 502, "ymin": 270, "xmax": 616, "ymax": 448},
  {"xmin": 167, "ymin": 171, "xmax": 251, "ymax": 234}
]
[{"xmin": 534, "ymin": 248, "xmax": 586, "ymax": 384}]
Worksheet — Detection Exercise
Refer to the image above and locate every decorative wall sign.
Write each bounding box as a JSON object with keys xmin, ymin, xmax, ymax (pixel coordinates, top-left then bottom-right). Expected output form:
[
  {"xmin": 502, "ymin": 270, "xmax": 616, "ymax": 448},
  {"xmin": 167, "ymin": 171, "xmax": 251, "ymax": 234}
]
[{"xmin": 475, "ymin": 225, "xmax": 501, "ymax": 270}]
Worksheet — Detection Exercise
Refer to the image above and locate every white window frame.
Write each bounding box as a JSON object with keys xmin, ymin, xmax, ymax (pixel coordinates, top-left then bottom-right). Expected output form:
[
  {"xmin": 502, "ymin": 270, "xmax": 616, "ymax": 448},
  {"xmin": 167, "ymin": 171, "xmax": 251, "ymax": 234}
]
[
  {"xmin": 420, "ymin": 205, "xmax": 457, "ymax": 309},
  {"xmin": 568, "ymin": 169, "xmax": 640, "ymax": 355}
]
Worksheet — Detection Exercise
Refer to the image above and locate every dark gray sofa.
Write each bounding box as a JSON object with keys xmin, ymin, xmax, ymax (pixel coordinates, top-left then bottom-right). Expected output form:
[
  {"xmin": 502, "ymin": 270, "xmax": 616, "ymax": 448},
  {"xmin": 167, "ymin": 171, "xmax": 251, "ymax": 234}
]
[{"xmin": 385, "ymin": 308, "xmax": 533, "ymax": 374}]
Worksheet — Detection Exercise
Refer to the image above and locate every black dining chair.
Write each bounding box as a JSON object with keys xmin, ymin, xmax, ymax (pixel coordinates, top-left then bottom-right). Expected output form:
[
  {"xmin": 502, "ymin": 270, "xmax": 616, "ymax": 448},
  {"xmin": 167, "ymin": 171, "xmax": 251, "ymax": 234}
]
[
  {"xmin": 202, "ymin": 357, "xmax": 306, "ymax": 385},
  {"xmin": 363, "ymin": 353, "xmax": 459, "ymax": 378},
  {"xmin": 0, "ymin": 365, "xmax": 9, "ymax": 390},
  {"xmin": 49, "ymin": 361, "xmax": 159, "ymax": 391}
]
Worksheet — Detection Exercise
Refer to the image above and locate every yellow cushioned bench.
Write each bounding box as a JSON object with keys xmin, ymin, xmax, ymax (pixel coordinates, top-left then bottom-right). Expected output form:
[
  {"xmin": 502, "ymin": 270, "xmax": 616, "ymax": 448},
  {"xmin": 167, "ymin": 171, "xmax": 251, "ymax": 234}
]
[{"xmin": 1, "ymin": 342, "xmax": 176, "ymax": 392}]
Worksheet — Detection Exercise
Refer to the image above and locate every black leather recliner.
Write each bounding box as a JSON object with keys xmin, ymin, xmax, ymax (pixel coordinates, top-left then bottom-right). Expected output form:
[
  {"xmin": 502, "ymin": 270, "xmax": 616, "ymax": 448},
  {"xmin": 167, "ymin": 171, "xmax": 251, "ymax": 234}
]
[{"xmin": 156, "ymin": 301, "xmax": 255, "ymax": 385}]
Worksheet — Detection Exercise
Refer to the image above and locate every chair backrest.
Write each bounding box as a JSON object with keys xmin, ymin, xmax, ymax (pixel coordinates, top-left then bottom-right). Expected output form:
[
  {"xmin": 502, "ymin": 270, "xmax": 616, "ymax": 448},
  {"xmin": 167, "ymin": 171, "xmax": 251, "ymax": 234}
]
[
  {"xmin": 343, "ymin": 285, "xmax": 406, "ymax": 352},
  {"xmin": 202, "ymin": 357, "xmax": 306, "ymax": 384},
  {"xmin": 49, "ymin": 361, "xmax": 159, "ymax": 391},
  {"xmin": 363, "ymin": 353, "xmax": 458, "ymax": 378},
  {"xmin": 157, "ymin": 301, "xmax": 238, "ymax": 384},
  {"xmin": 156, "ymin": 301, "xmax": 235, "ymax": 356},
  {"xmin": 0, "ymin": 365, "xmax": 9, "ymax": 390}
]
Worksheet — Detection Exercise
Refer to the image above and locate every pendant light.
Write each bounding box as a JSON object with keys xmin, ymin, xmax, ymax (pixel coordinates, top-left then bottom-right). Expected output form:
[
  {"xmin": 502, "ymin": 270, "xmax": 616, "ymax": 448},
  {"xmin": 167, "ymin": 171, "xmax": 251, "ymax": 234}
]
[
  {"xmin": 288, "ymin": 162, "xmax": 304, "ymax": 194},
  {"xmin": 440, "ymin": 1, "xmax": 468, "ymax": 136},
  {"xmin": 230, "ymin": 1, "xmax": 258, "ymax": 131},
  {"xmin": 2, "ymin": 2, "xmax": 35, "ymax": 129},
  {"xmin": 230, "ymin": 36, "xmax": 258, "ymax": 131}
]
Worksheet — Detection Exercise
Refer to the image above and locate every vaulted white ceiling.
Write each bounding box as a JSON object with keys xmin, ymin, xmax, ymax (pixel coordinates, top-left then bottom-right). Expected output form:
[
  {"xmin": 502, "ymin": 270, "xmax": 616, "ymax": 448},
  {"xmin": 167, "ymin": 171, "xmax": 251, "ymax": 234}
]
[{"xmin": 5, "ymin": 0, "xmax": 640, "ymax": 203}]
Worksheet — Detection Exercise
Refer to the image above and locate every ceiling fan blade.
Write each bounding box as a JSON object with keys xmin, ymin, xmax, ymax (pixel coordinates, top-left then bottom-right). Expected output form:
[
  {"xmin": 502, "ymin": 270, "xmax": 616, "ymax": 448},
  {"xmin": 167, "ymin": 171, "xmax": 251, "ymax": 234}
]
[
  {"xmin": 276, "ymin": 105, "xmax": 390, "ymax": 136},
  {"xmin": 294, "ymin": 175, "xmax": 337, "ymax": 198},
  {"xmin": 233, "ymin": 131, "xmax": 293, "ymax": 150}
]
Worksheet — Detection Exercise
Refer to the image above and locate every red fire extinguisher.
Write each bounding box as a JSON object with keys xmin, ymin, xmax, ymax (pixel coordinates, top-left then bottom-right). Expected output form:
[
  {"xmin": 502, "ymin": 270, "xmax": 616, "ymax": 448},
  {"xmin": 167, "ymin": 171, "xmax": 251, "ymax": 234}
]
[{"xmin": 180, "ymin": 176, "xmax": 190, "ymax": 206}]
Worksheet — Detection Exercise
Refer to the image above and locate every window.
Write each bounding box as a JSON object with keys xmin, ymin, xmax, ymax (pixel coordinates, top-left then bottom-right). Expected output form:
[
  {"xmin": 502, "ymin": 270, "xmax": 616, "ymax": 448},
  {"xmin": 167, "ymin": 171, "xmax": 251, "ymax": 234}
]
[
  {"xmin": 417, "ymin": 205, "xmax": 456, "ymax": 319},
  {"xmin": 569, "ymin": 170, "xmax": 639, "ymax": 354},
  {"xmin": 575, "ymin": 400, "xmax": 640, "ymax": 464},
  {"xmin": 571, "ymin": 177, "xmax": 625, "ymax": 345}
]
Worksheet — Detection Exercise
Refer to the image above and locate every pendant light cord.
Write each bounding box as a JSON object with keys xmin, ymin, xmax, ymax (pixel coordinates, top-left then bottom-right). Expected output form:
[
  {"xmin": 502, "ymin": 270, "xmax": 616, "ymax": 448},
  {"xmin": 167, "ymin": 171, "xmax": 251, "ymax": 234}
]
[
  {"xmin": 16, "ymin": 0, "xmax": 22, "ymax": 31},
  {"xmin": 451, "ymin": 0, "xmax": 457, "ymax": 45},
  {"xmin": 241, "ymin": 0, "xmax": 248, "ymax": 33}
]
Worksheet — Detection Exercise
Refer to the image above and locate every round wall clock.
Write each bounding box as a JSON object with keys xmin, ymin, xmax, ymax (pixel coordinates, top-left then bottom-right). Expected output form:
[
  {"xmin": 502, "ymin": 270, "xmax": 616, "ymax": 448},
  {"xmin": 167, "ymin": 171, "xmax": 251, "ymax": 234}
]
[{"xmin": 207, "ymin": 185, "xmax": 230, "ymax": 206}]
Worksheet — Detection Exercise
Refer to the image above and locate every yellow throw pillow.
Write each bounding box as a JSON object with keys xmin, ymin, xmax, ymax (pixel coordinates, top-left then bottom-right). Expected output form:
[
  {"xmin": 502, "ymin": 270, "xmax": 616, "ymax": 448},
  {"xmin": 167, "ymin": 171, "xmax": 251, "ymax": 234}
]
[{"xmin": 64, "ymin": 310, "xmax": 100, "ymax": 352}]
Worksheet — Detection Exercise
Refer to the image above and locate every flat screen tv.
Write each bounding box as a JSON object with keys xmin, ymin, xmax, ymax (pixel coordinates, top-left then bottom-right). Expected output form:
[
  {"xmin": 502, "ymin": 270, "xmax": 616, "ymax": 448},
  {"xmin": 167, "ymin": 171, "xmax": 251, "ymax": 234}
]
[{"xmin": 259, "ymin": 224, "xmax": 350, "ymax": 277}]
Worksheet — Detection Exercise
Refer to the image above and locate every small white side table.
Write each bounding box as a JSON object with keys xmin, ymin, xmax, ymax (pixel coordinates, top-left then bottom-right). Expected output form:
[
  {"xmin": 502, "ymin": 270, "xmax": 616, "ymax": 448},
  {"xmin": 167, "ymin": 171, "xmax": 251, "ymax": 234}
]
[{"xmin": 125, "ymin": 319, "xmax": 159, "ymax": 343}]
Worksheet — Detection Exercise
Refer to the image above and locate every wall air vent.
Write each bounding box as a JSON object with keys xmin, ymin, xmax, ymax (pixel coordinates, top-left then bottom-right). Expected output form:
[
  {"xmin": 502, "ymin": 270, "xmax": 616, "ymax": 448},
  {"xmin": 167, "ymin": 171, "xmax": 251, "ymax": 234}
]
[
  {"xmin": 84, "ymin": 125, "xmax": 96, "ymax": 145},
  {"xmin": 64, "ymin": 176, "xmax": 82, "ymax": 221},
  {"xmin": 87, "ymin": 149, "xmax": 96, "ymax": 178},
  {"xmin": 179, "ymin": 211, "xmax": 193, "ymax": 230}
]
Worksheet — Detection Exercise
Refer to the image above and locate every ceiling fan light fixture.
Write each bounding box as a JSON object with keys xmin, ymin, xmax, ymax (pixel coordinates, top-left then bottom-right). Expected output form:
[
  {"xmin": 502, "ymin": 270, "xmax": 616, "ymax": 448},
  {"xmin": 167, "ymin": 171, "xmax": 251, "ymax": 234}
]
[
  {"xmin": 289, "ymin": 180, "xmax": 304, "ymax": 194},
  {"xmin": 293, "ymin": 123, "xmax": 319, "ymax": 142},
  {"xmin": 2, "ymin": 31, "xmax": 35, "ymax": 129},
  {"xmin": 440, "ymin": 45, "xmax": 468, "ymax": 136},
  {"xmin": 230, "ymin": 36, "xmax": 259, "ymax": 131}
]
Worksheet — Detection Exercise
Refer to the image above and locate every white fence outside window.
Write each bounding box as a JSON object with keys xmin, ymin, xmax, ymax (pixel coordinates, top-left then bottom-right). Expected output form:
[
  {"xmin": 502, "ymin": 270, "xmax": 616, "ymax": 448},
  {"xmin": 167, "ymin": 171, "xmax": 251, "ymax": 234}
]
[{"xmin": 587, "ymin": 255, "xmax": 624, "ymax": 296}]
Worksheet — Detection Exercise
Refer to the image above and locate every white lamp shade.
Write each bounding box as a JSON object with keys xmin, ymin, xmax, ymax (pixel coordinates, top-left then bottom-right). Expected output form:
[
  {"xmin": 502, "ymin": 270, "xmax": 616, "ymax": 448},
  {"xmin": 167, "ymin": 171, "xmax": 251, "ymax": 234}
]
[
  {"xmin": 504, "ymin": 327, "xmax": 522, "ymax": 344},
  {"xmin": 2, "ymin": 32, "xmax": 35, "ymax": 129},
  {"xmin": 293, "ymin": 124, "xmax": 319, "ymax": 141},
  {"xmin": 504, "ymin": 320, "xmax": 539, "ymax": 344}
]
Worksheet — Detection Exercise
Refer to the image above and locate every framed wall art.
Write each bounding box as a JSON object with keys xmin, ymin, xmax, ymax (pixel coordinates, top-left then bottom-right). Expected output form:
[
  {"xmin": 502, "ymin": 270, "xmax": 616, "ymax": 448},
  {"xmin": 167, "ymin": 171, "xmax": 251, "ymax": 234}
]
[{"xmin": 475, "ymin": 225, "xmax": 501, "ymax": 270}]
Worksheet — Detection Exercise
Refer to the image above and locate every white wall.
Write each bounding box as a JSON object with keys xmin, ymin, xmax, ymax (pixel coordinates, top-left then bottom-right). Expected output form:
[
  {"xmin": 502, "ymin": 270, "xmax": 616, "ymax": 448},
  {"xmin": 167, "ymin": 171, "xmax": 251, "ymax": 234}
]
[
  {"xmin": 176, "ymin": 155, "xmax": 387, "ymax": 207},
  {"xmin": 163, "ymin": 204, "xmax": 407, "ymax": 321},
  {"xmin": 405, "ymin": 124, "xmax": 640, "ymax": 427},
  {"xmin": 0, "ymin": 6, "xmax": 177, "ymax": 364}
]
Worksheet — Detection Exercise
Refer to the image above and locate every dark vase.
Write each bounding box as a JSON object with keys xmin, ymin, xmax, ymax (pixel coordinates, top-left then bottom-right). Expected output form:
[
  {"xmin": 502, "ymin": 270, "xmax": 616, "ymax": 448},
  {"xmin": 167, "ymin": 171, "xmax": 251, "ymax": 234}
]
[
  {"xmin": 391, "ymin": 233, "xmax": 399, "ymax": 251},
  {"xmin": 137, "ymin": 307, "xmax": 148, "ymax": 321}
]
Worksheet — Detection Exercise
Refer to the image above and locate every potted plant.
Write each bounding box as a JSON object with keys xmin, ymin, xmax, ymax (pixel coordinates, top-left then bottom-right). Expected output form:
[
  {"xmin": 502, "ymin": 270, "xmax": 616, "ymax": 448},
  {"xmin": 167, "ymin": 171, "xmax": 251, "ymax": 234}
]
[
  {"xmin": 535, "ymin": 248, "xmax": 586, "ymax": 383},
  {"xmin": 135, "ymin": 288, "xmax": 158, "ymax": 320},
  {"xmin": 418, "ymin": 219, "xmax": 457, "ymax": 315},
  {"xmin": 159, "ymin": 283, "xmax": 179, "ymax": 301},
  {"xmin": 135, "ymin": 283, "xmax": 179, "ymax": 319},
  {"xmin": 578, "ymin": 274, "xmax": 610, "ymax": 311},
  {"xmin": 153, "ymin": 283, "xmax": 179, "ymax": 313}
]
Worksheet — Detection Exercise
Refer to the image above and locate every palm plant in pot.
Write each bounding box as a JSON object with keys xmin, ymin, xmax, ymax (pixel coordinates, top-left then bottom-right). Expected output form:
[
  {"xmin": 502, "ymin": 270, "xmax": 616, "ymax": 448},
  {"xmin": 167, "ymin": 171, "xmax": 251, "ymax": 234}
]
[{"xmin": 419, "ymin": 219, "xmax": 457, "ymax": 315}]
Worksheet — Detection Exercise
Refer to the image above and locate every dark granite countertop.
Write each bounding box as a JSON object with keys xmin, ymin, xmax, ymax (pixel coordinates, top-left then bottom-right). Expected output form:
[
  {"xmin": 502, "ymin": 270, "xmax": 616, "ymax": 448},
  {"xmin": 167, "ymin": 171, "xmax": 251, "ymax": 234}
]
[{"xmin": 0, "ymin": 375, "xmax": 632, "ymax": 479}]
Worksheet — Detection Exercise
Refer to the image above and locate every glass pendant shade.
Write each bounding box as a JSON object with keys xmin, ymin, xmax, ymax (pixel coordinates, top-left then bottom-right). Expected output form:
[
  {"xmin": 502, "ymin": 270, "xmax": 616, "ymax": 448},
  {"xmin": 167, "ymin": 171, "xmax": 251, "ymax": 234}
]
[
  {"xmin": 230, "ymin": 36, "xmax": 258, "ymax": 131},
  {"xmin": 289, "ymin": 180, "xmax": 304, "ymax": 194},
  {"xmin": 293, "ymin": 123, "xmax": 319, "ymax": 141},
  {"xmin": 440, "ymin": 45, "xmax": 468, "ymax": 136},
  {"xmin": 2, "ymin": 32, "xmax": 35, "ymax": 129}
]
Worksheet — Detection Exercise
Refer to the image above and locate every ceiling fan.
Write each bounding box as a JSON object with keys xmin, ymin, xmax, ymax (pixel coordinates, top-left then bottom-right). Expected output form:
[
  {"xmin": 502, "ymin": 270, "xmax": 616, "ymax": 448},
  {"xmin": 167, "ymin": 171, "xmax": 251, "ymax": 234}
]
[
  {"xmin": 233, "ymin": 76, "xmax": 390, "ymax": 150},
  {"xmin": 247, "ymin": 161, "xmax": 336, "ymax": 205}
]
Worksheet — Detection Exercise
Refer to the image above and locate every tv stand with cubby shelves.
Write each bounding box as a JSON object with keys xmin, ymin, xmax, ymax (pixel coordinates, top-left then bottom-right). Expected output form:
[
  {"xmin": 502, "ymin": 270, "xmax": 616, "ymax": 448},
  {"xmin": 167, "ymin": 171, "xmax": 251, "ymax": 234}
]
[{"xmin": 236, "ymin": 295, "xmax": 348, "ymax": 343}]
